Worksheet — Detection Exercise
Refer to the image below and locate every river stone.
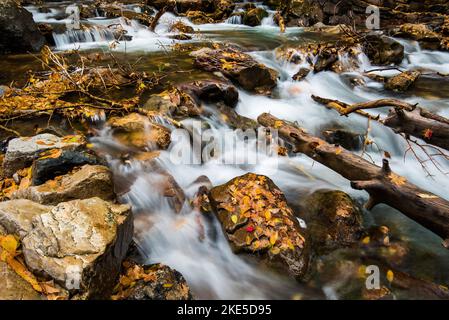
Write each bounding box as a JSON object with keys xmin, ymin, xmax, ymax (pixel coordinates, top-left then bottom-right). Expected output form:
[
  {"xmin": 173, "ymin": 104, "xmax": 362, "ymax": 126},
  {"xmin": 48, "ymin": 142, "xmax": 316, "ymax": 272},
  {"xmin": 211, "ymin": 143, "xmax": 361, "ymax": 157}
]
[
  {"xmin": 191, "ymin": 47, "xmax": 279, "ymax": 95},
  {"xmin": 384, "ymin": 70, "xmax": 421, "ymax": 92},
  {"xmin": 301, "ymin": 189, "xmax": 363, "ymax": 253},
  {"xmin": 12, "ymin": 165, "xmax": 114, "ymax": 205},
  {"xmin": 363, "ymin": 35, "xmax": 405, "ymax": 66},
  {"xmin": 292, "ymin": 68, "xmax": 311, "ymax": 81},
  {"xmin": 0, "ymin": 199, "xmax": 51, "ymax": 239},
  {"xmin": 112, "ymin": 262, "xmax": 193, "ymax": 300},
  {"xmin": 177, "ymin": 80, "xmax": 239, "ymax": 108},
  {"xmin": 108, "ymin": 113, "xmax": 171, "ymax": 150},
  {"xmin": 3, "ymin": 134, "xmax": 85, "ymax": 177},
  {"xmin": 21, "ymin": 197, "xmax": 133, "ymax": 299},
  {"xmin": 0, "ymin": 0, "xmax": 46, "ymax": 54},
  {"xmin": 242, "ymin": 7, "xmax": 268, "ymax": 26},
  {"xmin": 393, "ymin": 23, "xmax": 441, "ymax": 50},
  {"xmin": 209, "ymin": 173, "xmax": 310, "ymax": 279},
  {"xmin": 144, "ymin": 88, "xmax": 201, "ymax": 118},
  {"xmin": 31, "ymin": 147, "xmax": 103, "ymax": 186}
]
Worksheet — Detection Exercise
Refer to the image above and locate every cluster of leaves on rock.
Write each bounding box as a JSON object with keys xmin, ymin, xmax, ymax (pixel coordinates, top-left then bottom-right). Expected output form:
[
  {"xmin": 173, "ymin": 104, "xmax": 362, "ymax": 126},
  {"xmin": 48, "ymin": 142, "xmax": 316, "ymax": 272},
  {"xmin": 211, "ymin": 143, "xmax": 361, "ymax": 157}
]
[{"xmin": 218, "ymin": 174, "xmax": 304, "ymax": 256}]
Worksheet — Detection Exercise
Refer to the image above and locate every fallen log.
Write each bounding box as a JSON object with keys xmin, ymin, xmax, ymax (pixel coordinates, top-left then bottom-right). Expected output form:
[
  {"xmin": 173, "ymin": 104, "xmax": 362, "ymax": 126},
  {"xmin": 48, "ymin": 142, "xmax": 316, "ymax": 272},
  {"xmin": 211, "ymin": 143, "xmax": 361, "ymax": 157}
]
[
  {"xmin": 258, "ymin": 112, "xmax": 449, "ymax": 245},
  {"xmin": 311, "ymin": 95, "xmax": 449, "ymax": 151}
]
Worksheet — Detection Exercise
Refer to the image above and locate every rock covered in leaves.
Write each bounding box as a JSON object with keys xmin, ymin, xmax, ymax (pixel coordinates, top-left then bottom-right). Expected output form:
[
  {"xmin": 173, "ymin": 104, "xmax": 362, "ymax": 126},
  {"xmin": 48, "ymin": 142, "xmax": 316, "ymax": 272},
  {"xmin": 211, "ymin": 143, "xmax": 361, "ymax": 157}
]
[
  {"xmin": 384, "ymin": 70, "xmax": 421, "ymax": 92},
  {"xmin": 11, "ymin": 165, "xmax": 114, "ymax": 205},
  {"xmin": 209, "ymin": 173, "xmax": 310, "ymax": 279},
  {"xmin": 112, "ymin": 261, "xmax": 192, "ymax": 300},
  {"xmin": 108, "ymin": 113, "xmax": 172, "ymax": 150},
  {"xmin": 19, "ymin": 197, "xmax": 133, "ymax": 299},
  {"xmin": 2, "ymin": 134, "xmax": 86, "ymax": 177},
  {"xmin": 191, "ymin": 46, "xmax": 279, "ymax": 95},
  {"xmin": 0, "ymin": 0, "xmax": 46, "ymax": 54},
  {"xmin": 301, "ymin": 190, "xmax": 363, "ymax": 253}
]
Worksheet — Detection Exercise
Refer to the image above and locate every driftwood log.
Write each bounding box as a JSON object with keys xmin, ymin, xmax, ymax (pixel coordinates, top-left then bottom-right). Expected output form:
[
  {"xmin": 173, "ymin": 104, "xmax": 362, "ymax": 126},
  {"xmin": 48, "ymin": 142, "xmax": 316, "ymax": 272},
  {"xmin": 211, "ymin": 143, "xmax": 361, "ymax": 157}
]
[
  {"xmin": 311, "ymin": 95, "xmax": 449, "ymax": 151},
  {"xmin": 258, "ymin": 112, "xmax": 449, "ymax": 245}
]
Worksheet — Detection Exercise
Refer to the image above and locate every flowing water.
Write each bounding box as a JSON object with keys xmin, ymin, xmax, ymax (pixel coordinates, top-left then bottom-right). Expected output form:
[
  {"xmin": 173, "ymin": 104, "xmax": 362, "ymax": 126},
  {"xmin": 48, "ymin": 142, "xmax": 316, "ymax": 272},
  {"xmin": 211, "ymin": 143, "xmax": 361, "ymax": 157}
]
[{"xmin": 2, "ymin": 1, "xmax": 449, "ymax": 299}]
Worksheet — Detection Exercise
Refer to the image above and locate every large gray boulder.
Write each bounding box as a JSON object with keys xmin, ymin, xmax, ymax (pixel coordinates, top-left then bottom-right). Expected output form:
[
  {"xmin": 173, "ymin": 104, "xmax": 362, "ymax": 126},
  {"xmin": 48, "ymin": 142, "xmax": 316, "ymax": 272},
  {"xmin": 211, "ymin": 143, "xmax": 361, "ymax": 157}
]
[
  {"xmin": 21, "ymin": 197, "xmax": 133, "ymax": 299},
  {"xmin": 0, "ymin": 0, "xmax": 46, "ymax": 54}
]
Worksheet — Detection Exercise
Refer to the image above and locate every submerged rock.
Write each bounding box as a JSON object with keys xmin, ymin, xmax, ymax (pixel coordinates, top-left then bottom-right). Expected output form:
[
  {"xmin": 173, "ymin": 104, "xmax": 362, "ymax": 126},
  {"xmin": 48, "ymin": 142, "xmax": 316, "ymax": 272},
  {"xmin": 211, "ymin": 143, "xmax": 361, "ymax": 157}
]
[
  {"xmin": 384, "ymin": 70, "xmax": 421, "ymax": 92},
  {"xmin": 21, "ymin": 197, "xmax": 133, "ymax": 299},
  {"xmin": 191, "ymin": 47, "xmax": 279, "ymax": 95},
  {"xmin": 11, "ymin": 165, "xmax": 114, "ymax": 205},
  {"xmin": 301, "ymin": 189, "xmax": 363, "ymax": 253},
  {"xmin": 111, "ymin": 262, "xmax": 193, "ymax": 300},
  {"xmin": 108, "ymin": 113, "xmax": 171, "ymax": 150},
  {"xmin": 0, "ymin": 0, "xmax": 46, "ymax": 54},
  {"xmin": 209, "ymin": 173, "xmax": 310, "ymax": 279}
]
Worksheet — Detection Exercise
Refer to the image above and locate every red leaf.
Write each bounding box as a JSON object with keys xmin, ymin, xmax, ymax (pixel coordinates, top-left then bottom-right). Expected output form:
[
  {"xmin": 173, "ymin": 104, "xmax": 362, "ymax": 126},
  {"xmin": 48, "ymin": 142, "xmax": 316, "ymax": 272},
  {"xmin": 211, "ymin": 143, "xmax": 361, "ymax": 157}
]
[
  {"xmin": 246, "ymin": 226, "xmax": 255, "ymax": 232},
  {"xmin": 423, "ymin": 128, "xmax": 433, "ymax": 139}
]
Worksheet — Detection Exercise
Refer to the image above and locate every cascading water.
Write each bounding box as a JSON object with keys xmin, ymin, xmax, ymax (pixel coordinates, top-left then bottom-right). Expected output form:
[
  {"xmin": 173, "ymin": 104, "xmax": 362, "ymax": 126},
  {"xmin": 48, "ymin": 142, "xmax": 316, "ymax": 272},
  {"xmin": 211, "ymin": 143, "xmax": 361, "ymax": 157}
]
[{"xmin": 20, "ymin": 1, "xmax": 449, "ymax": 299}]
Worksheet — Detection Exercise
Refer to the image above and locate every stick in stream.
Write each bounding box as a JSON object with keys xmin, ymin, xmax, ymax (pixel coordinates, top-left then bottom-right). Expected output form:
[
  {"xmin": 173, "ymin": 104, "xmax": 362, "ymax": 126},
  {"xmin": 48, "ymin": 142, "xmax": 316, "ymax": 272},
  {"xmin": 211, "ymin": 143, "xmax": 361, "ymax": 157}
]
[
  {"xmin": 311, "ymin": 95, "xmax": 449, "ymax": 151},
  {"xmin": 257, "ymin": 112, "xmax": 449, "ymax": 245}
]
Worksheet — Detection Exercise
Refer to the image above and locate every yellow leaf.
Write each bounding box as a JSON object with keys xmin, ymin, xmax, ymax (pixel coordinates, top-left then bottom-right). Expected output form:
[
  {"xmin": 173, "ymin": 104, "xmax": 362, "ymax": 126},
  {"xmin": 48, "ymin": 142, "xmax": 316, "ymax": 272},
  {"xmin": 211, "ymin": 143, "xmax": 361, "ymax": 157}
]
[
  {"xmin": 0, "ymin": 235, "xmax": 19, "ymax": 256},
  {"xmin": 418, "ymin": 193, "xmax": 438, "ymax": 199},
  {"xmin": 335, "ymin": 147, "xmax": 343, "ymax": 155},
  {"xmin": 231, "ymin": 215, "xmax": 238, "ymax": 224},
  {"xmin": 389, "ymin": 173, "xmax": 406, "ymax": 187},
  {"xmin": 270, "ymin": 246, "xmax": 280, "ymax": 255},
  {"xmin": 4, "ymin": 254, "xmax": 42, "ymax": 292},
  {"xmin": 274, "ymin": 121, "xmax": 283, "ymax": 129},
  {"xmin": 264, "ymin": 210, "xmax": 271, "ymax": 221},
  {"xmin": 163, "ymin": 283, "xmax": 173, "ymax": 288},
  {"xmin": 386, "ymin": 270, "xmax": 394, "ymax": 283},
  {"xmin": 362, "ymin": 236, "xmax": 370, "ymax": 244},
  {"xmin": 269, "ymin": 232, "xmax": 278, "ymax": 246}
]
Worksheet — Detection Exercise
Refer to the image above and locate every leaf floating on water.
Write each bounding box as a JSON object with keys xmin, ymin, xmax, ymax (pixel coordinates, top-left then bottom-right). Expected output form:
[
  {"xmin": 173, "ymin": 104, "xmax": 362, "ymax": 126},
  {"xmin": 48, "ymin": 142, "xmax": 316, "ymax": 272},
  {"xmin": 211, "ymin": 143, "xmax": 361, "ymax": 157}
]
[{"xmin": 386, "ymin": 270, "xmax": 394, "ymax": 283}]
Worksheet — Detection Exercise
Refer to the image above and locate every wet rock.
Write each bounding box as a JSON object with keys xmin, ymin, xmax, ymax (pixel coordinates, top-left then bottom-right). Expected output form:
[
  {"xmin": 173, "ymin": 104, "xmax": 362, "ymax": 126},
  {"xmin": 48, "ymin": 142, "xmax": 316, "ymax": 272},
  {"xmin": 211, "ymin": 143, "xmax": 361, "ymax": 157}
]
[
  {"xmin": 292, "ymin": 68, "xmax": 310, "ymax": 81},
  {"xmin": 393, "ymin": 23, "xmax": 441, "ymax": 50},
  {"xmin": 168, "ymin": 21, "xmax": 194, "ymax": 33},
  {"xmin": 182, "ymin": 0, "xmax": 235, "ymax": 23},
  {"xmin": 31, "ymin": 147, "xmax": 103, "ymax": 186},
  {"xmin": 191, "ymin": 47, "xmax": 279, "ymax": 95},
  {"xmin": 321, "ymin": 128, "xmax": 363, "ymax": 151},
  {"xmin": 144, "ymin": 88, "xmax": 201, "ymax": 118},
  {"xmin": 209, "ymin": 173, "xmax": 310, "ymax": 279},
  {"xmin": 112, "ymin": 262, "xmax": 193, "ymax": 300},
  {"xmin": 169, "ymin": 33, "xmax": 192, "ymax": 40},
  {"xmin": 97, "ymin": 4, "xmax": 153, "ymax": 27},
  {"xmin": 37, "ymin": 23, "xmax": 55, "ymax": 46},
  {"xmin": 108, "ymin": 113, "xmax": 171, "ymax": 150},
  {"xmin": 21, "ymin": 197, "xmax": 133, "ymax": 299},
  {"xmin": 314, "ymin": 50, "xmax": 338, "ymax": 73},
  {"xmin": 242, "ymin": 7, "xmax": 268, "ymax": 27},
  {"xmin": 384, "ymin": 71, "xmax": 421, "ymax": 92},
  {"xmin": 363, "ymin": 35, "xmax": 405, "ymax": 66},
  {"xmin": 0, "ymin": 199, "xmax": 50, "ymax": 239},
  {"xmin": 216, "ymin": 102, "xmax": 258, "ymax": 130},
  {"xmin": 301, "ymin": 190, "xmax": 363, "ymax": 253},
  {"xmin": 12, "ymin": 165, "xmax": 114, "ymax": 205},
  {"xmin": 0, "ymin": 0, "xmax": 46, "ymax": 54},
  {"xmin": 3, "ymin": 134, "xmax": 85, "ymax": 177},
  {"xmin": 177, "ymin": 79, "xmax": 239, "ymax": 108}
]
